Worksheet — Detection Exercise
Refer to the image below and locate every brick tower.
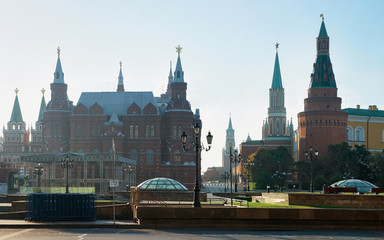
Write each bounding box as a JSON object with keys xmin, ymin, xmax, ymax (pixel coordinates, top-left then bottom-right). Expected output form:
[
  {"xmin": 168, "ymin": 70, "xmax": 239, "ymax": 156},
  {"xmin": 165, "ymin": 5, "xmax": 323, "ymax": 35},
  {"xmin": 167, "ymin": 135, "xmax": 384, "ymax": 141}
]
[
  {"xmin": 43, "ymin": 47, "xmax": 72, "ymax": 153},
  {"xmin": 297, "ymin": 17, "xmax": 348, "ymax": 161}
]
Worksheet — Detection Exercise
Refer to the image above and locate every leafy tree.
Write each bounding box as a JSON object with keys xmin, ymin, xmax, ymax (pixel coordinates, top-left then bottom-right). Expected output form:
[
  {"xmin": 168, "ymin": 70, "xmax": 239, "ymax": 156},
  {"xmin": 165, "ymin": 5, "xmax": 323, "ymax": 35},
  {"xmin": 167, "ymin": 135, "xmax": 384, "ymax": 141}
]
[{"xmin": 248, "ymin": 147, "xmax": 293, "ymax": 190}]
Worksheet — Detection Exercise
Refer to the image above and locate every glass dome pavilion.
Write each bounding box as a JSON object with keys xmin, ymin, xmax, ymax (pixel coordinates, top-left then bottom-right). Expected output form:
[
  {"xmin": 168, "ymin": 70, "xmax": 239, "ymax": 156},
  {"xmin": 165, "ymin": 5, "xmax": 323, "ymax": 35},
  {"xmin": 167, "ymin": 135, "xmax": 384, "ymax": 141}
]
[
  {"xmin": 137, "ymin": 177, "xmax": 188, "ymax": 191},
  {"xmin": 331, "ymin": 179, "xmax": 378, "ymax": 193}
]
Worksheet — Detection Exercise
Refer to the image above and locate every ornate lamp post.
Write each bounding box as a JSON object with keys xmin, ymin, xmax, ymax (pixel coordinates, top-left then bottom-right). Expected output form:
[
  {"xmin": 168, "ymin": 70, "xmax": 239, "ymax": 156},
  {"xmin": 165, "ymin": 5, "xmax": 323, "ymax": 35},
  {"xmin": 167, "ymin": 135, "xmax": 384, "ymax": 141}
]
[
  {"xmin": 232, "ymin": 148, "xmax": 242, "ymax": 193},
  {"xmin": 244, "ymin": 160, "xmax": 254, "ymax": 192},
  {"xmin": 181, "ymin": 122, "xmax": 213, "ymax": 208},
  {"xmin": 61, "ymin": 154, "xmax": 74, "ymax": 194},
  {"xmin": 123, "ymin": 165, "xmax": 134, "ymax": 191},
  {"xmin": 33, "ymin": 163, "xmax": 44, "ymax": 192},
  {"xmin": 221, "ymin": 171, "xmax": 229, "ymax": 192},
  {"xmin": 305, "ymin": 146, "xmax": 318, "ymax": 193},
  {"xmin": 229, "ymin": 147, "xmax": 241, "ymax": 205}
]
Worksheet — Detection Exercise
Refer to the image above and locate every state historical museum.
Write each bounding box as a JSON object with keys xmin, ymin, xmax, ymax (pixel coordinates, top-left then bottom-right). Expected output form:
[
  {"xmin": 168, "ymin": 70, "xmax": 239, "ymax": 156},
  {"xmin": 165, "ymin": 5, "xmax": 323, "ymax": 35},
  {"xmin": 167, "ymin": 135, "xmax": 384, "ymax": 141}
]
[{"xmin": 38, "ymin": 46, "xmax": 200, "ymax": 189}]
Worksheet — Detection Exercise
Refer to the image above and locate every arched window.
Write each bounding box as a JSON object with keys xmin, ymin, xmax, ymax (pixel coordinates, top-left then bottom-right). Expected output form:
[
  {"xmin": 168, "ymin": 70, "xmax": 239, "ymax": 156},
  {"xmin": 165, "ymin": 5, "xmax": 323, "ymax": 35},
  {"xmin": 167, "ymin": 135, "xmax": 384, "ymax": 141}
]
[
  {"xmin": 130, "ymin": 149, "xmax": 138, "ymax": 161},
  {"xmin": 174, "ymin": 150, "xmax": 181, "ymax": 165},
  {"xmin": 146, "ymin": 149, "xmax": 154, "ymax": 165},
  {"xmin": 177, "ymin": 71, "xmax": 180, "ymax": 78},
  {"xmin": 346, "ymin": 126, "xmax": 353, "ymax": 142},
  {"xmin": 355, "ymin": 126, "xmax": 364, "ymax": 142}
]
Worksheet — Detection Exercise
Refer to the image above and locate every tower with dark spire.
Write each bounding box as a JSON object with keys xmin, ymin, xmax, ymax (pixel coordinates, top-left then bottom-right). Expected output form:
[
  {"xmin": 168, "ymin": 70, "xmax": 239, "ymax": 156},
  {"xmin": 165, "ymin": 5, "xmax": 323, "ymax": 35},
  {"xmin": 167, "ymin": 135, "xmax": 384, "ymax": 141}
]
[
  {"xmin": 117, "ymin": 61, "xmax": 125, "ymax": 92},
  {"xmin": 222, "ymin": 116, "xmax": 235, "ymax": 172},
  {"xmin": 3, "ymin": 89, "xmax": 30, "ymax": 153},
  {"xmin": 162, "ymin": 45, "xmax": 197, "ymax": 169},
  {"xmin": 43, "ymin": 47, "xmax": 72, "ymax": 153},
  {"xmin": 297, "ymin": 16, "xmax": 348, "ymax": 161},
  {"xmin": 30, "ymin": 89, "xmax": 46, "ymax": 152},
  {"xmin": 262, "ymin": 43, "xmax": 289, "ymax": 139}
]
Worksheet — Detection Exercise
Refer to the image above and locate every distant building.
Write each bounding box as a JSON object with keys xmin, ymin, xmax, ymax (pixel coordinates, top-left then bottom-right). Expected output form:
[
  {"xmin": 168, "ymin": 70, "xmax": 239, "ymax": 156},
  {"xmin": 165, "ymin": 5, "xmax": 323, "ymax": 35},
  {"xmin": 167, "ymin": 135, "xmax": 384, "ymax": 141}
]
[
  {"xmin": 1, "ymin": 46, "xmax": 202, "ymax": 192},
  {"xmin": 221, "ymin": 116, "xmax": 235, "ymax": 173},
  {"xmin": 343, "ymin": 105, "xmax": 384, "ymax": 152}
]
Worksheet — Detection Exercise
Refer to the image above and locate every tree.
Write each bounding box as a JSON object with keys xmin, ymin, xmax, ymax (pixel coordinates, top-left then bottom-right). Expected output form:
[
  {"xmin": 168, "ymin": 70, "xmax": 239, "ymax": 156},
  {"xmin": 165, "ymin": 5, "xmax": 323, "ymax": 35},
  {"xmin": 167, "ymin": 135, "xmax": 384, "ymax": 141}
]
[{"xmin": 248, "ymin": 147, "xmax": 293, "ymax": 190}]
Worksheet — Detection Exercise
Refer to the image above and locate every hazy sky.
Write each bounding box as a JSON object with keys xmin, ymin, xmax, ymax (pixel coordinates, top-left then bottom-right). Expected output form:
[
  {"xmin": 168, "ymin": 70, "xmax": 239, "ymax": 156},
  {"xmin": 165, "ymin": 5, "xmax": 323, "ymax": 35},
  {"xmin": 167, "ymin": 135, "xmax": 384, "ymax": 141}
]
[{"xmin": 0, "ymin": 1, "xmax": 383, "ymax": 172}]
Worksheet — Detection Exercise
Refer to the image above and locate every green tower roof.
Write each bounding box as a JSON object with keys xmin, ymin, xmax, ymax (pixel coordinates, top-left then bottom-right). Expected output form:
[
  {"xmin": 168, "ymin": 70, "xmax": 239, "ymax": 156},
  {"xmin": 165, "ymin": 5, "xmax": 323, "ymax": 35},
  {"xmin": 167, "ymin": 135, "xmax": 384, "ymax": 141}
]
[
  {"xmin": 318, "ymin": 20, "xmax": 328, "ymax": 38},
  {"xmin": 271, "ymin": 50, "xmax": 283, "ymax": 89},
  {"xmin": 37, "ymin": 93, "xmax": 46, "ymax": 122},
  {"xmin": 10, "ymin": 91, "xmax": 23, "ymax": 123}
]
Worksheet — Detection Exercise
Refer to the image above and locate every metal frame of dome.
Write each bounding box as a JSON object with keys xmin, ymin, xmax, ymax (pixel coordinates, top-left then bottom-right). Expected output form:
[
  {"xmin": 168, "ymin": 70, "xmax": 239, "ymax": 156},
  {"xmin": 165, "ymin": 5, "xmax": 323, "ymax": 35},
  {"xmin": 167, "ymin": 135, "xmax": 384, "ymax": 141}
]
[
  {"xmin": 331, "ymin": 179, "xmax": 378, "ymax": 193},
  {"xmin": 137, "ymin": 177, "xmax": 188, "ymax": 191}
]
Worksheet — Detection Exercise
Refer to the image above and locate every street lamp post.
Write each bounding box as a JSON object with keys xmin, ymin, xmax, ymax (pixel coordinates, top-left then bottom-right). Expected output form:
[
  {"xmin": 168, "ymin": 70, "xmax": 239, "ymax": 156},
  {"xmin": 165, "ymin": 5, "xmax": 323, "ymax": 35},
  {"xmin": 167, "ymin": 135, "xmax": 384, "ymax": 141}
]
[
  {"xmin": 123, "ymin": 165, "xmax": 134, "ymax": 191},
  {"xmin": 229, "ymin": 147, "xmax": 241, "ymax": 205},
  {"xmin": 244, "ymin": 160, "xmax": 254, "ymax": 192},
  {"xmin": 61, "ymin": 154, "xmax": 74, "ymax": 194},
  {"xmin": 181, "ymin": 122, "xmax": 213, "ymax": 208},
  {"xmin": 221, "ymin": 171, "xmax": 229, "ymax": 192},
  {"xmin": 33, "ymin": 163, "xmax": 44, "ymax": 192},
  {"xmin": 305, "ymin": 146, "xmax": 318, "ymax": 193}
]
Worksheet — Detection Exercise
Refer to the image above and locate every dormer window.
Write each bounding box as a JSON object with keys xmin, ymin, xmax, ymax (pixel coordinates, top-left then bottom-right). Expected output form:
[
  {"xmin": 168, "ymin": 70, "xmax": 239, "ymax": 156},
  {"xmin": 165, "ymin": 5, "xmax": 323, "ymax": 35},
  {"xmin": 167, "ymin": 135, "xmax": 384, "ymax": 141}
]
[{"xmin": 56, "ymin": 72, "xmax": 60, "ymax": 79}]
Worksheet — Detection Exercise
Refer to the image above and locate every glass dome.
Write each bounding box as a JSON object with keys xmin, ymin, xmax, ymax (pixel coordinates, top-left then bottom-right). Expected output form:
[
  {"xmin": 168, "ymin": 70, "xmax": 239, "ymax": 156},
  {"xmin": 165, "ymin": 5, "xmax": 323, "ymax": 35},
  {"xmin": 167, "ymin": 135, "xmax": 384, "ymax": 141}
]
[
  {"xmin": 137, "ymin": 177, "xmax": 188, "ymax": 191},
  {"xmin": 331, "ymin": 179, "xmax": 378, "ymax": 193}
]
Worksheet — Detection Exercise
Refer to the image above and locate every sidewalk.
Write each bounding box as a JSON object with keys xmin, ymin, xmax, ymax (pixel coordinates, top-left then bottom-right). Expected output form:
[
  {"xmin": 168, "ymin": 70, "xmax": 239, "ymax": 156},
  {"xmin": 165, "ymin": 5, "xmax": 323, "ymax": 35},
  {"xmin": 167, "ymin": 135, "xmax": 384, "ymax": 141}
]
[{"xmin": 0, "ymin": 219, "xmax": 141, "ymax": 229}]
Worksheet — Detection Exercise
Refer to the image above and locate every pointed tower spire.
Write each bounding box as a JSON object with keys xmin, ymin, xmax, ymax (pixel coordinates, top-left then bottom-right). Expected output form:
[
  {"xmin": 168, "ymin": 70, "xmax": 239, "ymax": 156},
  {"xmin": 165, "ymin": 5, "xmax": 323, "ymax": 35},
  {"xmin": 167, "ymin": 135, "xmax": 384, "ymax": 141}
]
[
  {"xmin": 168, "ymin": 61, "xmax": 174, "ymax": 84},
  {"xmin": 117, "ymin": 61, "xmax": 125, "ymax": 92},
  {"xmin": 37, "ymin": 89, "xmax": 47, "ymax": 122},
  {"xmin": 228, "ymin": 115, "xmax": 233, "ymax": 131},
  {"xmin": 53, "ymin": 47, "xmax": 65, "ymax": 84},
  {"xmin": 271, "ymin": 42, "xmax": 283, "ymax": 89},
  {"xmin": 309, "ymin": 16, "xmax": 336, "ymax": 89},
  {"xmin": 174, "ymin": 45, "xmax": 184, "ymax": 82},
  {"xmin": 10, "ymin": 88, "xmax": 23, "ymax": 122}
]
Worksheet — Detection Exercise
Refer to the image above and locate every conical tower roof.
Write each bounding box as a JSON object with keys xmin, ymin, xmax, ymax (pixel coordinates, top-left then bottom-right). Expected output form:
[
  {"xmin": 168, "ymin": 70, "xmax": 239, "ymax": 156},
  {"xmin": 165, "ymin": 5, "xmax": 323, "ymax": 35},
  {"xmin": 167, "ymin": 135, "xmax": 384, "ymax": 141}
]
[
  {"xmin": 10, "ymin": 89, "xmax": 23, "ymax": 123},
  {"xmin": 309, "ymin": 17, "xmax": 336, "ymax": 89},
  {"xmin": 271, "ymin": 43, "xmax": 283, "ymax": 89},
  {"xmin": 318, "ymin": 17, "xmax": 329, "ymax": 37},
  {"xmin": 53, "ymin": 47, "xmax": 65, "ymax": 84},
  {"xmin": 117, "ymin": 61, "xmax": 125, "ymax": 92},
  {"xmin": 174, "ymin": 45, "xmax": 184, "ymax": 82},
  {"xmin": 37, "ymin": 89, "xmax": 46, "ymax": 122}
]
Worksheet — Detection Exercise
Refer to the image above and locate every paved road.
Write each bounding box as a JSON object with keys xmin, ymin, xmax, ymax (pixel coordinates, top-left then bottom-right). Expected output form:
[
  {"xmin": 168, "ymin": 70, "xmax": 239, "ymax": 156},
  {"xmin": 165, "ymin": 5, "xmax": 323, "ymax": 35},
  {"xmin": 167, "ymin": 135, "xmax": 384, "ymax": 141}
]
[{"xmin": 0, "ymin": 228, "xmax": 383, "ymax": 240}]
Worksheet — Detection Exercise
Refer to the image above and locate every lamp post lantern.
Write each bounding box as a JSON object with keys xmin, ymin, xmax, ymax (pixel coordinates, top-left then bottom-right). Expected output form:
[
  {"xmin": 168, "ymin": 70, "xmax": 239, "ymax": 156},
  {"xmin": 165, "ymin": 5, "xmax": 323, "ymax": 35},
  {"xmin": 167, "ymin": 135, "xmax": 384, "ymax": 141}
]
[
  {"xmin": 181, "ymin": 122, "xmax": 213, "ymax": 208},
  {"xmin": 305, "ymin": 146, "xmax": 318, "ymax": 193},
  {"xmin": 61, "ymin": 153, "xmax": 74, "ymax": 194}
]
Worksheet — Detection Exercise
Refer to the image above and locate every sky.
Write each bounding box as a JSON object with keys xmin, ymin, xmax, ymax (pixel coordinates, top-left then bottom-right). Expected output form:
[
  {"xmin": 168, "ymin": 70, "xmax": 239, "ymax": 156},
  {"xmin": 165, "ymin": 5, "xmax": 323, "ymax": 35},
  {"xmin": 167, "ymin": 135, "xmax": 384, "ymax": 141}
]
[{"xmin": 0, "ymin": 1, "xmax": 383, "ymax": 172}]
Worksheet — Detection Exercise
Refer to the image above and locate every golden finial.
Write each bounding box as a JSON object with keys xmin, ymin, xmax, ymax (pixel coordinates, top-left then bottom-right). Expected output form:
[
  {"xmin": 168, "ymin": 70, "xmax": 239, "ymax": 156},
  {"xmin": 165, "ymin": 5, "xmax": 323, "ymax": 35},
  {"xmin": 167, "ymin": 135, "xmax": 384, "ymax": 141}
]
[
  {"xmin": 41, "ymin": 88, "xmax": 45, "ymax": 95},
  {"xmin": 15, "ymin": 88, "xmax": 19, "ymax": 95},
  {"xmin": 120, "ymin": 61, "xmax": 122, "ymax": 69},
  {"xmin": 176, "ymin": 45, "xmax": 182, "ymax": 57},
  {"xmin": 275, "ymin": 42, "xmax": 279, "ymax": 52},
  {"xmin": 320, "ymin": 14, "xmax": 324, "ymax": 21},
  {"xmin": 57, "ymin": 47, "xmax": 61, "ymax": 58}
]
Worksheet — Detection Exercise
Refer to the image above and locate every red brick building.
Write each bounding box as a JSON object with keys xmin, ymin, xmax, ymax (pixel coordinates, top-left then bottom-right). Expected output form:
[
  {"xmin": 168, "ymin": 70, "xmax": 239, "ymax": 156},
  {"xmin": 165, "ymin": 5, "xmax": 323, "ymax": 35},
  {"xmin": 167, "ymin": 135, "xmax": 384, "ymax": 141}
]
[{"xmin": 39, "ymin": 46, "xmax": 200, "ymax": 189}]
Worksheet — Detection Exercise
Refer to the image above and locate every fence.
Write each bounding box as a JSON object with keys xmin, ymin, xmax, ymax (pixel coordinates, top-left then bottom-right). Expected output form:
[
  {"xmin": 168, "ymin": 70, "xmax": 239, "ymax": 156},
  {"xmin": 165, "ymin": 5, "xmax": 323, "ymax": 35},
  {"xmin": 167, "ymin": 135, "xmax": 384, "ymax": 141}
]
[{"xmin": 26, "ymin": 193, "xmax": 96, "ymax": 221}]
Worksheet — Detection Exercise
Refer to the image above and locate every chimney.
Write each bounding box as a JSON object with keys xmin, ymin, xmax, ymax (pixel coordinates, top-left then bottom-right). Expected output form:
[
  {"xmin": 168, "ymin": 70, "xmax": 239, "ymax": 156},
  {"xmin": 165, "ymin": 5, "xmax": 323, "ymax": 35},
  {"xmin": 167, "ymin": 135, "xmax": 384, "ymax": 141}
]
[{"xmin": 356, "ymin": 105, "xmax": 360, "ymax": 109}]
